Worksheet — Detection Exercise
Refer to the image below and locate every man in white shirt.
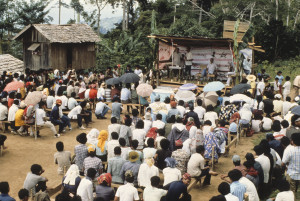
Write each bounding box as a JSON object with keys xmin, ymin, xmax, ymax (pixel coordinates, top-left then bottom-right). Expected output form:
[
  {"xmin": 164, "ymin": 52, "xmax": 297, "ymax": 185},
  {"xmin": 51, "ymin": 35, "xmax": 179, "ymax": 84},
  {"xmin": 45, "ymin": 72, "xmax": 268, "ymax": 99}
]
[
  {"xmin": 46, "ymin": 90, "xmax": 55, "ymax": 109},
  {"xmin": 282, "ymin": 96, "xmax": 292, "ymax": 116},
  {"xmin": 8, "ymin": 100, "xmax": 19, "ymax": 133},
  {"xmin": 283, "ymin": 76, "xmax": 292, "ymax": 101},
  {"xmin": 114, "ymin": 170, "xmax": 139, "ymax": 201},
  {"xmin": 177, "ymin": 100, "xmax": 186, "ymax": 117},
  {"xmin": 108, "ymin": 117, "xmax": 121, "ymax": 140},
  {"xmin": 218, "ymin": 182, "xmax": 239, "ymax": 201},
  {"xmin": 273, "ymin": 94, "xmax": 283, "ymax": 114},
  {"xmin": 184, "ymin": 47, "xmax": 193, "ymax": 78},
  {"xmin": 268, "ymin": 180, "xmax": 294, "ymax": 201},
  {"xmin": 134, "ymin": 65, "xmax": 142, "ymax": 76},
  {"xmin": 77, "ymin": 168, "xmax": 96, "ymax": 201},
  {"xmin": 67, "ymin": 92, "xmax": 78, "ymax": 110},
  {"xmin": 120, "ymin": 84, "xmax": 131, "ymax": 104},
  {"xmin": 107, "ymin": 132, "xmax": 120, "ymax": 160},
  {"xmin": 256, "ymin": 76, "xmax": 265, "ymax": 96},
  {"xmin": 68, "ymin": 101, "xmax": 90, "ymax": 130},
  {"xmin": 95, "ymin": 99, "xmax": 111, "ymax": 119},
  {"xmin": 254, "ymin": 145, "xmax": 270, "ymax": 198},
  {"xmin": 239, "ymin": 176, "xmax": 259, "ymax": 201},
  {"xmin": 66, "ymin": 80, "xmax": 75, "ymax": 97},
  {"xmin": 55, "ymin": 92, "xmax": 68, "ymax": 110},
  {"xmin": 0, "ymin": 98, "xmax": 9, "ymax": 131},
  {"xmin": 187, "ymin": 145, "xmax": 217, "ymax": 185},
  {"xmin": 207, "ymin": 58, "xmax": 217, "ymax": 75},
  {"xmin": 194, "ymin": 99, "xmax": 206, "ymax": 120},
  {"xmin": 37, "ymin": 102, "xmax": 60, "ymax": 138},
  {"xmin": 152, "ymin": 114, "xmax": 165, "ymax": 129},
  {"xmin": 143, "ymin": 176, "xmax": 167, "ymax": 201}
]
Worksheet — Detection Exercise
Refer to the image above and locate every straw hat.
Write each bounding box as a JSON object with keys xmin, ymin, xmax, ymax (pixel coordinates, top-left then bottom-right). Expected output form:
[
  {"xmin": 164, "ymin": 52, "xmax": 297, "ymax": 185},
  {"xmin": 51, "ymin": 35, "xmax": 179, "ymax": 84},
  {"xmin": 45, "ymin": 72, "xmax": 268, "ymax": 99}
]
[
  {"xmin": 128, "ymin": 151, "xmax": 139, "ymax": 162},
  {"xmin": 246, "ymin": 75, "xmax": 256, "ymax": 82}
]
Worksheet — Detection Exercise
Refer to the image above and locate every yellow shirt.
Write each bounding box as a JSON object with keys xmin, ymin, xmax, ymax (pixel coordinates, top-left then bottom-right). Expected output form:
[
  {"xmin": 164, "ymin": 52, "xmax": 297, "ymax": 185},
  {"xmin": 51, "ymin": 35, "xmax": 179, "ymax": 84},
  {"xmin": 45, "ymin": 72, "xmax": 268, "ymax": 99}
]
[{"xmin": 15, "ymin": 109, "xmax": 25, "ymax": 127}]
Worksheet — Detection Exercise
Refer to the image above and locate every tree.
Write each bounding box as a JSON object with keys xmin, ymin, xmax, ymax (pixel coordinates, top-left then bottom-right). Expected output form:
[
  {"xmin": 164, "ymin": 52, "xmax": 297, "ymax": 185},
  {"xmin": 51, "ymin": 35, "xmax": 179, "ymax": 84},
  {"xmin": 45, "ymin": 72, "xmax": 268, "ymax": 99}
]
[{"xmin": 16, "ymin": 0, "xmax": 52, "ymax": 27}]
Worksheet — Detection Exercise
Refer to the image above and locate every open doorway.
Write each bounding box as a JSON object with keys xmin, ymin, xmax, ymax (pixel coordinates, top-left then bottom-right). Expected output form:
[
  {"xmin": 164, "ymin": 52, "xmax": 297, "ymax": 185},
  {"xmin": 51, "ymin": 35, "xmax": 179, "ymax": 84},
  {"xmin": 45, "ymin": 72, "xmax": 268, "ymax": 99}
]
[{"xmin": 67, "ymin": 45, "xmax": 72, "ymax": 69}]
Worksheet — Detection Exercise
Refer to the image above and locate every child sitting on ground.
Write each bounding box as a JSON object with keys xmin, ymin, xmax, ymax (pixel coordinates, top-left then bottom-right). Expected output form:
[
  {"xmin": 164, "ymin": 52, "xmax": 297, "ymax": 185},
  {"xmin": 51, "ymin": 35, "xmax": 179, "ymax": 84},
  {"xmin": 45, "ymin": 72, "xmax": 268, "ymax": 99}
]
[{"xmin": 54, "ymin": 141, "xmax": 71, "ymax": 175}]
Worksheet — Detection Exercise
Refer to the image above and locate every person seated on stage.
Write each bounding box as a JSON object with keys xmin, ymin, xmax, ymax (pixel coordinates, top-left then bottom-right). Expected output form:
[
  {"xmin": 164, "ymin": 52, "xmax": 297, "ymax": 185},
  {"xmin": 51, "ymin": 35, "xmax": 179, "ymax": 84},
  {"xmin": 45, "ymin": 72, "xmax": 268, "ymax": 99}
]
[
  {"xmin": 68, "ymin": 101, "xmax": 90, "ymax": 130},
  {"xmin": 184, "ymin": 47, "xmax": 193, "ymax": 78},
  {"xmin": 36, "ymin": 102, "xmax": 60, "ymax": 138},
  {"xmin": 50, "ymin": 99, "xmax": 71, "ymax": 134},
  {"xmin": 207, "ymin": 58, "xmax": 217, "ymax": 75},
  {"xmin": 107, "ymin": 146, "xmax": 126, "ymax": 184},
  {"xmin": 67, "ymin": 92, "xmax": 78, "ymax": 110}
]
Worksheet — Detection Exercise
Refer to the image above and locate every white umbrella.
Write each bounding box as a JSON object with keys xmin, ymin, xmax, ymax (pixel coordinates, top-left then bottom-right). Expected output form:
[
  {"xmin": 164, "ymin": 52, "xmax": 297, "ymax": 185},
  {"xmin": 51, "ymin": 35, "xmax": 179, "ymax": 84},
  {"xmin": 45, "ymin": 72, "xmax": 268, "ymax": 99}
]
[
  {"xmin": 175, "ymin": 90, "xmax": 196, "ymax": 102},
  {"xmin": 198, "ymin": 91, "xmax": 218, "ymax": 107},
  {"xmin": 230, "ymin": 94, "xmax": 252, "ymax": 104},
  {"xmin": 136, "ymin": 83, "xmax": 153, "ymax": 97}
]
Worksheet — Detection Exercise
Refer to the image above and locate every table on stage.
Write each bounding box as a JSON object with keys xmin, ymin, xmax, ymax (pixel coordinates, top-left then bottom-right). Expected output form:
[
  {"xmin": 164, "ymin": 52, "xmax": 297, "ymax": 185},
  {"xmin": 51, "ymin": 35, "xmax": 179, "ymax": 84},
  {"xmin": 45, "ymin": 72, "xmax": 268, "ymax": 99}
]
[{"xmin": 169, "ymin": 66, "xmax": 183, "ymax": 78}]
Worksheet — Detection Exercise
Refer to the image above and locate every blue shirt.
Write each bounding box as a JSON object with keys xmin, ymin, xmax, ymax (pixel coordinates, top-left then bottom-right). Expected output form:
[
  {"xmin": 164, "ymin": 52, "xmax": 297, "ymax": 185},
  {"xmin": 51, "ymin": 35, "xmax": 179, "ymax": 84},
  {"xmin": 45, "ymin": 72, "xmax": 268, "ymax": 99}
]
[
  {"xmin": 120, "ymin": 161, "xmax": 140, "ymax": 185},
  {"xmin": 230, "ymin": 181, "xmax": 246, "ymax": 201},
  {"xmin": 275, "ymin": 75, "xmax": 284, "ymax": 85},
  {"xmin": 229, "ymin": 122, "xmax": 238, "ymax": 133},
  {"xmin": 0, "ymin": 194, "xmax": 16, "ymax": 201},
  {"xmin": 120, "ymin": 88, "xmax": 131, "ymax": 101},
  {"xmin": 112, "ymin": 102, "xmax": 122, "ymax": 120},
  {"xmin": 165, "ymin": 181, "xmax": 187, "ymax": 201},
  {"xmin": 107, "ymin": 156, "xmax": 126, "ymax": 183},
  {"xmin": 50, "ymin": 105, "xmax": 60, "ymax": 122}
]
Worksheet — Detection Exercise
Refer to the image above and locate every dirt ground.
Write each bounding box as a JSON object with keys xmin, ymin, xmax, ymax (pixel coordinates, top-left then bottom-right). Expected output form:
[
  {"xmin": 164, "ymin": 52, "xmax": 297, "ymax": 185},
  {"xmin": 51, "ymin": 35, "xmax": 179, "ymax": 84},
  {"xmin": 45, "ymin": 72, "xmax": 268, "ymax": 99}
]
[{"xmin": 0, "ymin": 108, "xmax": 263, "ymax": 201}]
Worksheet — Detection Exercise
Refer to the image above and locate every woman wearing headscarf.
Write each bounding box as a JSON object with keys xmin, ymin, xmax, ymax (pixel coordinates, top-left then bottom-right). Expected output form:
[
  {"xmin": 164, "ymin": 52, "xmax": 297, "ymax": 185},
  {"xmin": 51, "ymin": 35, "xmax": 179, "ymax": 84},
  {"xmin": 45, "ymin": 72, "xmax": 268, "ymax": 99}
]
[
  {"xmin": 94, "ymin": 130, "xmax": 108, "ymax": 162},
  {"xmin": 87, "ymin": 128, "xmax": 99, "ymax": 145},
  {"xmin": 95, "ymin": 173, "xmax": 115, "ymax": 201},
  {"xmin": 162, "ymin": 157, "xmax": 182, "ymax": 187},
  {"xmin": 62, "ymin": 164, "xmax": 81, "ymax": 195},
  {"xmin": 137, "ymin": 154, "xmax": 159, "ymax": 188},
  {"xmin": 186, "ymin": 117, "xmax": 197, "ymax": 139}
]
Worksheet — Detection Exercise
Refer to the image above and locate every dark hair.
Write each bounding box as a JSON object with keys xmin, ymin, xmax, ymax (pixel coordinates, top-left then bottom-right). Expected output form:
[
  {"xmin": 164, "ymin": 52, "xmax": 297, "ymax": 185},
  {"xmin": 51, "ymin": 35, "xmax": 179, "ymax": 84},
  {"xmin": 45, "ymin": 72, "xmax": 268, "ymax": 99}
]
[
  {"xmin": 291, "ymin": 133, "xmax": 300, "ymax": 146},
  {"xmin": 178, "ymin": 100, "xmax": 184, "ymax": 106},
  {"xmin": 87, "ymin": 168, "xmax": 97, "ymax": 179},
  {"xmin": 277, "ymin": 179, "xmax": 290, "ymax": 192},
  {"xmin": 218, "ymin": 182, "xmax": 230, "ymax": 195},
  {"xmin": 176, "ymin": 116, "xmax": 182, "ymax": 123},
  {"xmin": 195, "ymin": 145, "xmax": 204, "ymax": 154},
  {"xmin": 286, "ymin": 76, "xmax": 290, "ymax": 81},
  {"xmin": 136, "ymin": 120, "xmax": 144, "ymax": 129},
  {"xmin": 8, "ymin": 92, "xmax": 15, "ymax": 99},
  {"xmin": 189, "ymin": 105, "xmax": 194, "ymax": 111},
  {"xmin": 56, "ymin": 141, "xmax": 64, "ymax": 152},
  {"xmin": 218, "ymin": 120, "xmax": 226, "ymax": 127},
  {"xmin": 204, "ymin": 120, "xmax": 212, "ymax": 126},
  {"xmin": 147, "ymin": 138, "xmax": 155, "ymax": 148},
  {"xmin": 125, "ymin": 117, "xmax": 132, "ymax": 126},
  {"xmin": 111, "ymin": 132, "xmax": 119, "ymax": 140},
  {"xmin": 286, "ymin": 96, "xmax": 291, "ymax": 101},
  {"xmin": 228, "ymin": 169, "xmax": 242, "ymax": 181},
  {"xmin": 281, "ymin": 120, "xmax": 289, "ymax": 128},
  {"xmin": 291, "ymin": 115, "xmax": 300, "ymax": 127},
  {"xmin": 156, "ymin": 114, "xmax": 162, "ymax": 120},
  {"xmin": 16, "ymin": 93, "xmax": 22, "ymax": 99},
  {"xmin": 80, "ymin": 101, "xmax": 87, "ymax": 108},
  {"xmin": 164, "ymin": 97, "xmax": 170, "ymax": 104},
  {"xmin": 150, "ymin": 176, "xmax": 160, "ymax": 187},
  {"xmin": 157, "ymin": 129, "xmax": 165, "ymax": 136},
  {"xmin": 71, "ymin": 92, "xmax": 76, "ymax": 98},
  {"xmin": 160, "ymin": 139, "xmax": 170, "ymax": 150},
  {"xmin": 206, "ymin": 105, "xmax": 214, "ymax": 112},
  {"xmin": 76, "ymin": 133, "xmax": 87, "ymax": 144},
  {"xmin": 31, "ymin": 164, "xmax": 43, "ymax": 175},
  {"xmin": 197, "ymin": 99, "xmax": 202, "ymax": 106},
  {"xmin": 253, "ymin": 145, "xmax": 263, "ymax": 156},
  {"xmin": 18, "ymin": 188, "xmax": 29, "ymax": 199},
  {"xmin": 88, "ymin": 150, "xmax": 96, "ymax": 157},
  {"xmin": 125, "ymin": 174, "xmax": 134, "ymax": 183},
  {"xmin": 132, "ymin": 109, "xmax": 139, "ymax": 117},
  {"xmin": 209, "ymin": 195, "xmax": 226, "ymax": 201},
  {"xmin": 272, "ymin": 120, "xmax": 281, "ymax": 132},
  {"xmin": 111, "ymin": 117, "xmax": 117, "ymax": 124},
  {"xmin": 0, "ymin": 182, "xmax": 9, "ymax": 194},
  {"xmin": 114, "ymin": 146, "xmax": 121, "ymax": 155},
  {"xmin": 266, "ymin": 134, "xmax": 275, "ymax": 141},
  {"xmin": 119, "ymin": 138, "xmax": 126, "ymax": 146},
  {"xmin": 243, "ymin": 160, "xmax": 254, "ymax": 169},
  {"xmin": 131, "ymin": 140, "xmax": 139, "ymax": 149},
  {"xmin": 13, "ymin": 99, "xmax": 19, "ymax": 105},
  {"xmin": 36, "ymin": 181, "xmax": 47, "ymax": 192},
  {"xmin": 281, "ymin": 136, "xmax": 290, "ymax": 147}
]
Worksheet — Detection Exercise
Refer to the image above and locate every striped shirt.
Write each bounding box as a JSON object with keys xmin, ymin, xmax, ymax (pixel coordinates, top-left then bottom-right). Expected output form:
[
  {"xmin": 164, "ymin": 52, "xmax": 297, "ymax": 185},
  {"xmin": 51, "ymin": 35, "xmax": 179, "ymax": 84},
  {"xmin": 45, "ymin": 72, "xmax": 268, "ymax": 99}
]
[
  {"xmin": 230, "ymin": 181, "xmax": 246, "ymax": 201},
  {"xmin": 282, "ymin": 146, "xmax": 300, "ymax": 180}
]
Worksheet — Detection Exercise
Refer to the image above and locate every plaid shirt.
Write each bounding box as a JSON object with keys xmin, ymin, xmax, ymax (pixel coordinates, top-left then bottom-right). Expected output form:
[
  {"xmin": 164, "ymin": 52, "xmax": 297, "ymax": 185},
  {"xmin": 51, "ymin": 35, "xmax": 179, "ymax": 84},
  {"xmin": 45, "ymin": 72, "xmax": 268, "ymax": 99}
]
[
  {"xmin": 83, "ymin": 156, "xmax": 103, "ymax": 177},
  {"xmin": 282, "ymin": 146, "xmax": 300, "ymax": 180},
  {"xmin": 74, "ymin": 144, "xmax": 88, "ymax": 171}
]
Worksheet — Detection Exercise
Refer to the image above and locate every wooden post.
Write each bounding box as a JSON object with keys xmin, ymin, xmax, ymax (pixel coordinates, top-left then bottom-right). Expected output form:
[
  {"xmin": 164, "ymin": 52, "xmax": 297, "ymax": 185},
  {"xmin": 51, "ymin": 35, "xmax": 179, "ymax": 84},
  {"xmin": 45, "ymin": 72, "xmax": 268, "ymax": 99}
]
[
  {"xmin": 156, "ymin": 39, "xmax": 160, "ymax": 87},
  {"xmin": 211, "ymin": 146, "xmax": 215, "ymax": 170}
]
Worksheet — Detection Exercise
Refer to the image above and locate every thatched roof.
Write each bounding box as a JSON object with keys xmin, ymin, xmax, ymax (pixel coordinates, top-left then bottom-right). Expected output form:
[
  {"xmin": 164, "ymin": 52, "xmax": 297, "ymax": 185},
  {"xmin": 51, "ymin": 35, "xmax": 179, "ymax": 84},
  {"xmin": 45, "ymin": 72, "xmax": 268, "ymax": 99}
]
[
  {"xmin": 0, "ymin": 54, "xmax": 24, "ymax": 74},
  {"xmin": 13, "ymin": 24, "xmax": 101, "ymax": 43}
]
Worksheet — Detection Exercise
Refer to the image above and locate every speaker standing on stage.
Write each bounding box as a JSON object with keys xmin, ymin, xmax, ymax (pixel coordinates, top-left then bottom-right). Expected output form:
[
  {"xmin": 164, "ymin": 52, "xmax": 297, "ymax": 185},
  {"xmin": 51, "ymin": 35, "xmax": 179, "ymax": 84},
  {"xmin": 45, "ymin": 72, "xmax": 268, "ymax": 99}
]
[{"xmin": 184, "ymin": 47, "xmax": 193, "ymax": 78}]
